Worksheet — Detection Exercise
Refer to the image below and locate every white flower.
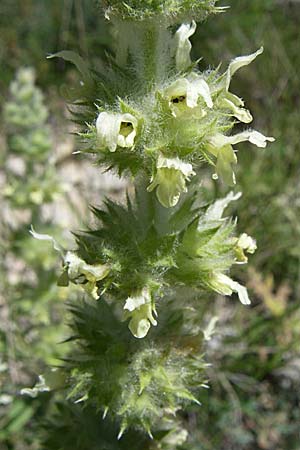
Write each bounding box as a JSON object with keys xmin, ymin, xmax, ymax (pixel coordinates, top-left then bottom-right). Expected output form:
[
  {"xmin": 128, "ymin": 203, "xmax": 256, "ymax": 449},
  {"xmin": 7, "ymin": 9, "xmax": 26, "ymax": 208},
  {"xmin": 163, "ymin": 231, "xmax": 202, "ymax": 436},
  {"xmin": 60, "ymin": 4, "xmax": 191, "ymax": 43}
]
[
  {"xmin": 216, "ymin": 47, "xmax": 263, "ymax": 123},
  {"xmin": 226, "ymin": 47, "xmax": 264, "ymax": 90},
  {"xmin": 174, "ymin": 21, "xmax": 197, "ymax": 72},
  {"xmin": 207, "ymin": 131, "xmax": 275, "ymax": 185},
  {"xmin": 147, "ymin": 154, "xmax": 196, "ymax": 208},
  {"xmin": 235, "ymin": 233, "xmax": 257, "ymax": 263},
  {"xmin": 164, "ymin": 75, "xmax": 213, "ymax": 117},
  {"xmin": 237, "ymin": 233, "xmax": 257, "ymax": 254},
  {"xmin": 20, "ymin": 369, "xmax": 65, "ymax": 398},
  {"xmin": 21, "ymin": 375, "xmax": 50, "ymax": 398},
  {"xmin": 206, "ymin": 137, "xmax": 237, "ymax": 186},
  {"xmin": 124, "ymin": 288, "xmax": 157, "ymax": 339},
  {"xmin": 210, "ymin": 131, "xmax": 275, "ymax": 149},
  {"xmin": 212, "ymin": 272, "xmax": 251, "ymax": 306},
  {"xmin": 162, "ymin": 428, "xmax": 189, "ymax": 447},
  {"xmin": 64, "ymin": 251, "xmax": 110, "ymax": 299},
  {"xmin": 220, "ymin": 97, "xmax": 253, "ymax": 124},
  {"xmin": 96, "ymin": 111, "xmax": 138, "ymax": 152}
]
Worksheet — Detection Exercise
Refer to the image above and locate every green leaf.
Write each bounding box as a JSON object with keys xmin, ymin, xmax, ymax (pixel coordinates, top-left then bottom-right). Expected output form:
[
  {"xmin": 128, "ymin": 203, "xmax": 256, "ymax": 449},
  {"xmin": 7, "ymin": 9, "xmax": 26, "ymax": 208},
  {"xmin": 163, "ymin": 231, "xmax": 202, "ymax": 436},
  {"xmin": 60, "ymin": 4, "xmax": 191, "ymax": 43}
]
[{"xmin": 47, "ymin": 51, "xmax": 91, "ymax": 82}]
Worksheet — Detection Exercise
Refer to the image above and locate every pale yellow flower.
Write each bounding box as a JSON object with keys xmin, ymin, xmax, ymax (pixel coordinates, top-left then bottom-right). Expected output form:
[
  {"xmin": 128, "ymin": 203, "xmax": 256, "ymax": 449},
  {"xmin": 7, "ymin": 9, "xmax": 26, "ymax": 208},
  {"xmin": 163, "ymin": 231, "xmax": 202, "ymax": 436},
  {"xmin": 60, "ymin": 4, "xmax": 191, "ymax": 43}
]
[
  {"xmin": 147, "ymin": 154, "xmax": 196, "ymax": 208},
  {"xmin": 96, "ymin": 111, "xmax": 138, "ymax": 152},
  {"xmin": 124, "ymin": 288, "xmax": 157, "ymax": 338}
]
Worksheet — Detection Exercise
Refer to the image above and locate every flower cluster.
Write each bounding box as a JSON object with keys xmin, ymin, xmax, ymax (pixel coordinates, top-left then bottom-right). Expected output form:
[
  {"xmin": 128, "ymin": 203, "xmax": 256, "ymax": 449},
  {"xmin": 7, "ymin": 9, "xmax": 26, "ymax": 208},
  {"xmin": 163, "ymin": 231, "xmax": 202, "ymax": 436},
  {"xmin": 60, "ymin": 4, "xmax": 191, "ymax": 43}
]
[
  {"xmin": 3, "ymin": 68, "xmax": 61, "ymax": 208},
  {"xmin": 32, "ymin": 189, "xmax": 256, "ymax": 339},
  {"xmin": 75, "ymin": 23, "xmax": 274, "ymax": 208},
  {"xmin": 64, "ymin": 297, "xmax": 209, "ymax": 436}
]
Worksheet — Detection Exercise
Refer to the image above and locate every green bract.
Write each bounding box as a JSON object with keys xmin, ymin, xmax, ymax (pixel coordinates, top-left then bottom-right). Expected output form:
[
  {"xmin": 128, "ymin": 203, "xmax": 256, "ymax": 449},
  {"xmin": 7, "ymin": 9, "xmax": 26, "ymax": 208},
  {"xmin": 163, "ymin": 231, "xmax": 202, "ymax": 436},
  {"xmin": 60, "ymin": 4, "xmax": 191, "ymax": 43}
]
[{"xmin": 64, "ymin": 298, "xmax": 208, "ymax": 436}]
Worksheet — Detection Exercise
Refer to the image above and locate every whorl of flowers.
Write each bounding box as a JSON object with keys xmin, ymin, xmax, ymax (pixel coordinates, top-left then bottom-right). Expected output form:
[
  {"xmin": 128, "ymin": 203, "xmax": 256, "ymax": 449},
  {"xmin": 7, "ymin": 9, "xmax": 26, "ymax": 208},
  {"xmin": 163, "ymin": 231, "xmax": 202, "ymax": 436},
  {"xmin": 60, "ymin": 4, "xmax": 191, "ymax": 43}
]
[
  {"xmin": 57, "ymin": 19, "xmax": 274, "ymax": 208},
  {"xmin": 32, "ymin": 189, "xmax": 255, "ymax": 339}
]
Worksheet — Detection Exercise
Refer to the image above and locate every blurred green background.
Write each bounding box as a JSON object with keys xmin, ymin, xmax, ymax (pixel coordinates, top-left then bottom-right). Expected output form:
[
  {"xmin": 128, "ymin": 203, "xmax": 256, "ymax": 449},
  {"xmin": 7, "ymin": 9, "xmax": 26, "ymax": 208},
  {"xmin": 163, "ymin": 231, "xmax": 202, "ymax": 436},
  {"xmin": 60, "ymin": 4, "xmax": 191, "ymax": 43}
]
[{"xmin": 0, "ymin": 1, "xmax": 299, "ymax": 449}]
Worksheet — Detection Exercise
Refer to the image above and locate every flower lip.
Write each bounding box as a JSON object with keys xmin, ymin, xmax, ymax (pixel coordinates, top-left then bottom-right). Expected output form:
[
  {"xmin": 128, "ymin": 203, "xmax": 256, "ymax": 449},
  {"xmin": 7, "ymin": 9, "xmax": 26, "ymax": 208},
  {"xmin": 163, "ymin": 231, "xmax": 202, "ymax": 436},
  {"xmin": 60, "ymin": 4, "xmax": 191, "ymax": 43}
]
[
  {"xmin": 209, "ymin": 131, "xmax": 275, "ymax": 150},
  {"xmin": 117, "ymin": 117, "xmax": 137, "ymax": 148},
  {"xmin": 226, "ymin": 47, "xmax": 264, "ymax": 90},
  {"xmin": 213, "ymin": 272, "xmax": 251, "ymax": 306}
]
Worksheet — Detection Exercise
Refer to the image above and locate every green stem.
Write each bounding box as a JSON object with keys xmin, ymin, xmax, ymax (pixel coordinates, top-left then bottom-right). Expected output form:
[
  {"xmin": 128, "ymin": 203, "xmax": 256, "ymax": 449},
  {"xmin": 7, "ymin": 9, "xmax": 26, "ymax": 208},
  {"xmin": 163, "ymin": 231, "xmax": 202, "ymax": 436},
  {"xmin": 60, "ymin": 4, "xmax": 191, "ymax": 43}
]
[
  {"xmin": 114, "ymin": 19, "xmax": 173, "ymax": 88},
  {"xmin": 138, "ymin": 22, "xmax": 169, "ymax": 86}
]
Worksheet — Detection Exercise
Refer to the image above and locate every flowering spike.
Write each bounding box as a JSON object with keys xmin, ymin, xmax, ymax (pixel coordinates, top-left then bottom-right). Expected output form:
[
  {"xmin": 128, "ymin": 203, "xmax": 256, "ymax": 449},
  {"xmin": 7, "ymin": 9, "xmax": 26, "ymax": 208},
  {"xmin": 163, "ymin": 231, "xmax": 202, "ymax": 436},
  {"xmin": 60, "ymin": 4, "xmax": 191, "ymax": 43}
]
[{"xmin": 42, "ymin": 0, "xmax": 275, "ymax": 443}]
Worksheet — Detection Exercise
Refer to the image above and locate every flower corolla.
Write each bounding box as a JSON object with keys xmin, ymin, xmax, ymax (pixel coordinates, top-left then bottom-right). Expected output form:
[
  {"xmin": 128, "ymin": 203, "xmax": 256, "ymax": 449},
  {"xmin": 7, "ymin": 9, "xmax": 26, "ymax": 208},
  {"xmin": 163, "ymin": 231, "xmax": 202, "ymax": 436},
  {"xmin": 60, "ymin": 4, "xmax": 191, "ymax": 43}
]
[
  {"xmin": 123, "ymin": 288, "xmax": 157, "ymax": 338},
  {"xmin": 64, "ymin": 251, "xmax": 110, "ymax": 299},
  {"xmin": 147, "ymin": 154, "xmax": 196, "ymax": 208},
  {"xmin": 216, "ymin": 47, "xmax": 264, "ymax": 124},
  {"xmin": 207, "ymin": 131, "xmax": 275, "ymax": 185},
  {"xmin": 212, "ymin": 272, "xmax": 251, "ymax": 306},
  {"xmin": 174, "ymin": 21, "xmax": 197, "ymax": 72},
  {"xmin": 235, "ymin": 233, "xmax": 257, "ymax": 263},
  {"xmin": 164, "ymin": 75, "xmax": 213, "ymax": 117},
  {"xmin": 96, "ymin": 111, "xmax": 138, "ymax": 152}
]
